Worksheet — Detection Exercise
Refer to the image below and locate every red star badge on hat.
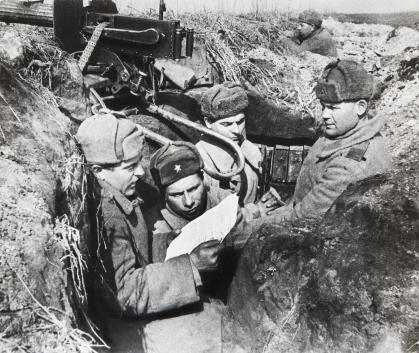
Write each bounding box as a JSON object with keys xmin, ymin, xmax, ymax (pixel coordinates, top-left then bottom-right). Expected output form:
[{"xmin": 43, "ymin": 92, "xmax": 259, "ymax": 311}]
[{"xmin": 174, "ymin": 164, "xmax": 182, "ymax": 173}]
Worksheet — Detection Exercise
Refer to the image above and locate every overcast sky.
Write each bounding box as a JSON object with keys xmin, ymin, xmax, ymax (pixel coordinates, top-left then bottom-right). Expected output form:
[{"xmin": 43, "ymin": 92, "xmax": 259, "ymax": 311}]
[{"xmin": 116, "ymin": 0, "xmax": 419, "ymax": 14}]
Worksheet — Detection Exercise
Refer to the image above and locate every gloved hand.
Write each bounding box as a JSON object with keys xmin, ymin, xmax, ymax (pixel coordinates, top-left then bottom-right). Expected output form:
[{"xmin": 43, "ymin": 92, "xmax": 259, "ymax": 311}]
[
  {"xmin": 257, "ymin": 187, "xmax": 285, "ymax": 217},
  {"xmin": 190, "ymin": 239, "xmax": 224, "ymax": 272}
]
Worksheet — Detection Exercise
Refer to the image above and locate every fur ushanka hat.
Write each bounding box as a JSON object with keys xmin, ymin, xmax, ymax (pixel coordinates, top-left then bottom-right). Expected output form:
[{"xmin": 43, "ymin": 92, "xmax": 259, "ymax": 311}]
[
  {"xmin": 201, "ymin": 82, "xmax": 249, "ymax": 121},
  {"xmin": 150, "ymin": 141, "xmax": 204, "ymax": 187},
  {"xmin": 298, "ymin": 10, "xmax": 322, "ymax": 28},
  {"xmin": 315, "ymin": 60, "xmax": 375, "ymax": 103}
]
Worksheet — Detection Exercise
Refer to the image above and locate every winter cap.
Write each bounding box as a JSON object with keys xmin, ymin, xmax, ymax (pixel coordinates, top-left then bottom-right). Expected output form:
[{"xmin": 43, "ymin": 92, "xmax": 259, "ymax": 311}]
[
  {"xmin": 76, "ymin": 113, "xmax": 144, "ymax": 165},
  {"xmin": 298, "ymin": 10, "xmax": 322, "ymax": 28},
  {"xmin": 315, "ymin": 60, "xmax": 375, "ymax": 103},
  {"xmin": 201, "ymin": 82, "xmax": 249, "ymax": 121},
  {"xmin": 150, "ymin": 141, "xmax": 204, "ymax": 187}
]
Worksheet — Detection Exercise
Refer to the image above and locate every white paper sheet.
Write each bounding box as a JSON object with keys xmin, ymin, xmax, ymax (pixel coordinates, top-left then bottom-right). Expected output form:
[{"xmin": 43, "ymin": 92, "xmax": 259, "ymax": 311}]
[{"xmin": 165, "ymin": 194, "xmax": 239, "ymax": 261}]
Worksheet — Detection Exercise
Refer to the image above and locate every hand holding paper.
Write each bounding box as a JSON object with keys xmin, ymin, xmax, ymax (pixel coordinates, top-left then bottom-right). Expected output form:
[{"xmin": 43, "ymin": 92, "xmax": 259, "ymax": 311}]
[
  {"xmin": 190, "ymin": 239, "xmax": 224, "ymax": 272},
  {"xmin": 165, "ymin": 194, "xmax": 239, "ymax": 261}
]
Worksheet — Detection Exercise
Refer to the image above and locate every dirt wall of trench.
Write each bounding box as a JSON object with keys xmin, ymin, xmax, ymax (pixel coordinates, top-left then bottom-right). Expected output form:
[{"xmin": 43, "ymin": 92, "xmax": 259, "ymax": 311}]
[{"xmin": 0, "ymin": 64, "xmax": 85, "ymax": 352}]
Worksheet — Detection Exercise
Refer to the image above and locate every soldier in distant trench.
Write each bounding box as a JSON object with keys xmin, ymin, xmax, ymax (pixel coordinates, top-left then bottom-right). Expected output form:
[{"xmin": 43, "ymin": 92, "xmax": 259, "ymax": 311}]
[
  {"xmin": 281, "ymin": 9, "xmax": 338, "ymax": 57},
  {"xmin": 266, "ymin": 59, "xmax": 392, "ymax": 222}
]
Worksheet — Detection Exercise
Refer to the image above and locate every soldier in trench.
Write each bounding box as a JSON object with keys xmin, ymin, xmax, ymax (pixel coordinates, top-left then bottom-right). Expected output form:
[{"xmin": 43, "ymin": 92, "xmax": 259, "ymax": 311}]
[
  {"xmin": 144, "ymin": 141, "xmax": 280, "ymax": 302},
  {"xmin": 196, "ymin": 82, "xmax": 264, "ymax": 207},
  {"xmin": 280, "ymin": 9, "xmax": 338, "ymax": 57},
  {"xmin": 266, "ymin": 59, "xmax": 392, "ymax": 222}
]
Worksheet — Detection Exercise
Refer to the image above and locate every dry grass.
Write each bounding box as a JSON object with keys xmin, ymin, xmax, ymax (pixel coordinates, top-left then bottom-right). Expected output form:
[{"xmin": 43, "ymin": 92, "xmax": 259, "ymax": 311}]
[
  {"xmin": 60, "ymin": 153, "xmax": 89, "ymax": 227},
  {"xmin": 262, "ymin": 292, "xmax": 300, "ymax": 353},
  {"xmin": 0, "ymin": 24, "xmax": 64, "ymax": 107},
  {"xmin": 55, "ymin": 215, "xmax": 88, "ymax": 304},
  {"xmin": 124, "ymin": 9, "xmax": 324, "ymax": 119},
  {"xmin": 174, "ymin": 12, "xmax": 326, "ymax": 121},
  {"xmin": 17, "ymin": 26, "xmax": 62, "ymax": 89},
  {"xmin": 54, "ymin": 144, "xmax": 108, "ymax": 350},
  {"xmin": 12, "ymin": 264, "xmax": 108, "ymax": 353}
]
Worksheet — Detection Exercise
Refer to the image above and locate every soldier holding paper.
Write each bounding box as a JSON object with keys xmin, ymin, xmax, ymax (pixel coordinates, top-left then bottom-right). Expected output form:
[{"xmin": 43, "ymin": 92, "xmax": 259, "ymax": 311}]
[
  {"xmin": 76, "ymin": 113, "xmax": 242, "ymax": 353},
  {"xmin": 145, "ymin": 141, "xmax": 281, "ymax": 300}
]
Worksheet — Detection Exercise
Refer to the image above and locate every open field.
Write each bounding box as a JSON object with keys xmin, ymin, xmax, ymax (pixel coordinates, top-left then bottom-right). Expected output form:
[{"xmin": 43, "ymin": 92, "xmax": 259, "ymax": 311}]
[{"xmin": 331, "ymin": 11, "xmax": 419, "ymax": 30}]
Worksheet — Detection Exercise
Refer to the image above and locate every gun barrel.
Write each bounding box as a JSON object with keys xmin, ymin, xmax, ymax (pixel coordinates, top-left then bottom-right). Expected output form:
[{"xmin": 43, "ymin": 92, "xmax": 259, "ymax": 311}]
[{"xmin": 0, "ymin": 1, "xmax": 53, "ymax": 27}]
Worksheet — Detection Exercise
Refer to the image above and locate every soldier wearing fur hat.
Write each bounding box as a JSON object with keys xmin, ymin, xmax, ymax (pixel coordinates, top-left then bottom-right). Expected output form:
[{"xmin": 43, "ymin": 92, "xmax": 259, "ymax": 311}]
[
  {"xmin": 196, "ymin": 82, "xmax": 264, "ymax": 207},
  {"xmin": 267, "ymin": 60, "xmax": 391, "ymax": 222},
  {"xmin": 283, "ymin": 9, "xmax": 337, "ymax": 57},
  {"xmin": 143, "ymin": 141, "xmax": 269, "ymax": 352},
  {"xmin": 145, "ymin": 141, "xmax": 269, "ymax": 261},
  {"xmin": 77, "ymin": 113, "xmax": 230, "ymax": 352}
]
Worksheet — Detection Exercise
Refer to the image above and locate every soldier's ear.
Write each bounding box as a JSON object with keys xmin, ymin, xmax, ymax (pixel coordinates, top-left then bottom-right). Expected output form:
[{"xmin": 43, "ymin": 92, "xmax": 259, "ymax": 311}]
[
  {"xmin": 91, "ymin": 165, "xmax": 105, "ymax": 180},
  {"xmin": 203, "ymin": 117, "xmax": 213, "ymax": 129},
  {"xmin": 355, "ymin": 100, "xmax": 368, "ymax": 117}
]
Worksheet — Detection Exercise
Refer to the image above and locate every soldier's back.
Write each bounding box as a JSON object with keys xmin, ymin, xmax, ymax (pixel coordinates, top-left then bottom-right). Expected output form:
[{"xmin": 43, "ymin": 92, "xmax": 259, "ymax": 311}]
[{"xmin": 301, "ymin": 27, "xmax": 338, "ymax": 57}]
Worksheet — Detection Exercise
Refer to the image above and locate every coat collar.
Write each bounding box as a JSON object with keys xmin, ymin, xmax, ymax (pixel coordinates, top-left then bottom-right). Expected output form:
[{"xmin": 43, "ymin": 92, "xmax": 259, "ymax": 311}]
[
  {"xmin": 197, "ymin": 137, "xmax": 261, "ymax": 172},
  {"xmin": 98, "ymin": 179, "xmax": 143, "ymax": 216},
  {"xmin": 160, "ymin": 208, "xmax": 190, "ymax": 230},
  {"xmin": 241, "ymin": 139, "xmax": 262, "ymax": 171},
  {"xmin": 302, "ymin": 27, "xmax": 324, "ymax": 42},
  {"xmin": 317, "ymin": 113, "xmax": 387, "ymax": 159}
]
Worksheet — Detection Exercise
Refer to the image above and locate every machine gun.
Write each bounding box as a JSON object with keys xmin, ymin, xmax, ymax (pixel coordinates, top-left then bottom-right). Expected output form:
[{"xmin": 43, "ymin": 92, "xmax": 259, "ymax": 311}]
[{"xmin": 0, "ymin": 0, "xmax": 245, "ymax": 180}]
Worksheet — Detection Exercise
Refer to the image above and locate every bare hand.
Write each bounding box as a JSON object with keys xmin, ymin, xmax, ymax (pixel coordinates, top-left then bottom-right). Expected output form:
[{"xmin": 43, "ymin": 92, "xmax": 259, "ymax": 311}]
[
  {"xmin": 190, "ymin": 239, "xmax": 223, "ymax": 272},
  {"xmin": 257, "ymin": 187, "xmax": 285, "ymax": 216}
]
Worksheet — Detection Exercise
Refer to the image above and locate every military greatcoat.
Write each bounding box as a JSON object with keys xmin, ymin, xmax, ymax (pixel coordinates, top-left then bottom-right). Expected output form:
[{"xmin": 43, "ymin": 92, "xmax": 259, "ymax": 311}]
[
  {"xmin": 300, "ymin": 27, "xmax": 338, "ymax": 57},
  {"xmin": 268, "ymin": 114, "xmax": 392, "ymax": 222},
  {"xmin": 92, "ymin": 179, "xmax": 201, "ymax": 317}
]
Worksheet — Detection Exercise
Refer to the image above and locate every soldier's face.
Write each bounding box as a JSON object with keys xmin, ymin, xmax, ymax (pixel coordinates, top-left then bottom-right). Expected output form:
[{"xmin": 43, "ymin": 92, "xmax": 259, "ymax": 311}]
[
  {"xmin": 165, "ymin": 174, "xmax": 207, "ymax": 220},
  {"xmin": 321, "ymin": 101, "xmax": 365, "ymax": 138},
  {"xmin": 96, "ymin": 154, "xmax": 145, "ymax": 197},
  {"xmin": 298, "ymin": 22, "xmax": 315, "ymax": 39},
  {"xmin": 205, "ymin": 113, "xmax": 246, "ymax": 144}
]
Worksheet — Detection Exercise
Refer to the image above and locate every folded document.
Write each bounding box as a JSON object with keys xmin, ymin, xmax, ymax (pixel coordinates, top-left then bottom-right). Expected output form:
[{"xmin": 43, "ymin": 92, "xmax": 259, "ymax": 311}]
[{"xmin": 165, "ymin": 194, "xmax": 239, "ymax": 261}]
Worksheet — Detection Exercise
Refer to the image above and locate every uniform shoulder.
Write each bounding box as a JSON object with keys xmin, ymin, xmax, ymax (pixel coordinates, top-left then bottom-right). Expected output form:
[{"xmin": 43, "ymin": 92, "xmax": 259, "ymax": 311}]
[
  {"xmin": 195, "ymin": 140, "xmax": 213, "ymax": 163},
  {"xmin": 144, "ymin": 205, "xmax": 167, "ymax": 235},
  {"xmin": 319, "ymin": 27, "xmax": 333, "ymax": 38},
  {"xmin": 208, "ymin": 185, "xmax": 234, "ymax": 204},
  {"xmin": 344, "ymin": 140, "xmax": 371, "ymax": 162},
  {"xmin": 363, "ymin": 134, "xmax": 392, "ymax": 172},
  {"xmin": 99, "ymin": 195, "xmax": 125, "ymax": 223},
  {"xmin": 195, "ymin": 139, "xmax": 209, "ymax": 152}
]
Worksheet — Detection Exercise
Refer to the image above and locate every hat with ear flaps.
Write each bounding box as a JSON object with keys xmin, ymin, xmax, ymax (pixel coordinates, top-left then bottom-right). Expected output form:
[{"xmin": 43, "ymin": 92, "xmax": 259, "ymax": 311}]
[
  {"xmin": 201, "ymin": 82, "xmax": 249, "ymax": 121},
  {"xmin": 315, "ymin": 60, "xmax": 375, "ymax": 103},
  {"xmin": 150, "ymin": 141, "xmax": 204, "ymax": 187},
  {"xmin": 298, "ymin": 10, "xmax": 322, "ymax": 28},
  {"xmin": 76, "ymin": 113, "xmax": 144, "ymax": 165}
]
